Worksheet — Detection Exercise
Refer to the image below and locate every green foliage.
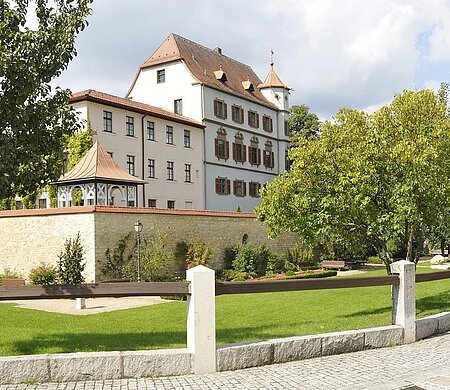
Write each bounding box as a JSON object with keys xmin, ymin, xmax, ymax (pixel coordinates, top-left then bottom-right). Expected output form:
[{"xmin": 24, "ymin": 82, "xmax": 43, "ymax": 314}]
[
  {"xmin": 0, "ymin": 0, "xmax": 92, "ymax": 199},
  {"xmin": 57, "ymin": 232, "xmax": 85, "ymax": 284},
  {"xmin": 367, "ymin": 256, "xmax": 383, "ymax": 264},
  {"xmin": 232, "ymin": 243, "xmax": 279, "ymax": 276},
  {"xmin": 46, "ymin": 186, "xmax": 58, "ymax": 208},
  {"xmin": 0, "ymin": 198, "xmax": 14, "ymax": 210},
  {"xmin": 283, "ymin": 270, "xmax": 338, "ymax": 279},
  {"xmin": 65, "ymin": 126, "xmax": 93, "ymax": 171},
  {"xmin": 216, "ymin": 269, "xmax": 255, "ymax": 282},
  {"xmin": 289, "ymin": 104, "xmax": 320, "ymax": 140},
  {"xmin": 186, "ymin": 240, "xmax": 213, "ymax": 269},
  {"xmin": 28, "ymin": 263, "xmax": 58, "ymax": 285},
  {"xmin": 258, "ymin": 89, "xmax": 450, "ymax": 270},
  {"xmin": 0, "ymin": 268, "xmax": 22, "ymax": 284},
  {"xmin": 101, "ymin": 233, "xmax": 134, "ymax": 280},
  {"xmin": 287, "ymin": 239, "xmax": 316, "ymax": 269}
]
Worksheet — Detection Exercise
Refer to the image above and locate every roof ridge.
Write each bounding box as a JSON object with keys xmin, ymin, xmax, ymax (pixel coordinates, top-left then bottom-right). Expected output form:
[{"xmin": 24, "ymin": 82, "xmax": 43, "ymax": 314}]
[{"xmin": 172, "ymin": 33, "xmax": 254, "ymax": 71}]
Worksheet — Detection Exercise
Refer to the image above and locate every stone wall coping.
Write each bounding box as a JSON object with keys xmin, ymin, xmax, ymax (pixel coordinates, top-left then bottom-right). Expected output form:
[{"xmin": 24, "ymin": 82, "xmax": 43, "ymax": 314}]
[{"xmin": 0, "ymin": 205, "xmax": 256, "ymax": 219}]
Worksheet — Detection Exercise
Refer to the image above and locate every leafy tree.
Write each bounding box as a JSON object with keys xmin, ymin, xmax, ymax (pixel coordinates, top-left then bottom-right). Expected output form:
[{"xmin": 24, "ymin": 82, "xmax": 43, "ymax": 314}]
[
  {"xmin": 257, "ymin": 89, "xmax": 450, "ymax": 272},
  {"xmin": 289, "ymin": 104, "xmax": 320, "ymax": 139},
  {"xmin": 0, "ymin": 0, "xmax": 92, "ymax": 199},
  {"xmin": 58, "ymin": 232, "xmax": 86, "ymax": 284}
]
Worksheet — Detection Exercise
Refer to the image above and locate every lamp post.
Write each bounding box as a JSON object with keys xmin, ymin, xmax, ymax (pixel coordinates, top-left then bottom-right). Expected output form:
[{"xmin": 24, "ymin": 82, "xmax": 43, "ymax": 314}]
[{"xmin": 134, "ymin": 220, "xmax": 143, "ymax": 282}]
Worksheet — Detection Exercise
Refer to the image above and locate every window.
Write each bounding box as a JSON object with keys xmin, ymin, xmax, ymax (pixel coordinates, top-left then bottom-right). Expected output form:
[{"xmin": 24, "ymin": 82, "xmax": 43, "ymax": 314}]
[
  {"xmin": 126, "ymin": 155, "xmax": 135, "ymax": 176},
  {"xmin": 174, "ymin": 99, "xmax": 183, "ymax": 115},
  {"xmin": 263, "ymin": 141, "xmax": 275, "ymax": 168},
  {"xmin": 157, "ymin": 69, "xmax": 165, "ymax": 83},
  {"xmin": 38, "ymin": 199, "xmax": 47, "ymax": 209},
  {"xmin": 126, "ymin": 116, "xmax": 134, "ymax": 137},
  {"xmin": 233, "ymin": 179, "xmax": 246, "ymax": 197},
  {"xmin": 233, "ymin": 132, "xmax": 246, "ymax": 163},
  {"xmin": 185, "ymin": 201, "xmax": 193, "ymax": 209},
  {"xmin": 147, "ymin": 121, "xmax": 155, "ymax": 141},
  {"xmin": 184, "ymin": 164, "xmax": 192, "ymax": 182},
  {"xmin": 248, "ymin": 110, "xmax": 259, "ymax": 128},
  {"xmin": 263, "ymin": 115, "xmax": 273, "ymax": 132},
  {"xmin": 166, "ymin": 126, "xmax": 174, "ymax": 144},
  {"xmin": 285, "ymin": 149, "xmax": 291, "ymax": 171},
  {"xmin": 184, "ymin": 129, "xmax": 191, "ymax": 148},
  {"xmin": 15, "ymin": 200, "xmax": 23, "ymax": 209},
  {"xmin": 213, "ymin": 99, "xmax": 227, "ymax": 119},
  {"xmin": 107, "ymin": 151, "xmax": 114, "ymax": 158},
  {"xmin": 148, "ymin": 159, "xmax": 155, "ymax": 178},
  {"xmin": 148, "ymin": 199, "xmax": 157, "ymax": 208},
  {"xmin": 284, "ymin": 120, "xmax": 290, "ymax": 136},
  {"xmin": 167, "ymin": 200, "xmax": 175, "ymax": 209},
  {"xmin": 248, "ymin": 137, "xmax": 261, "ymax": 166},
  {"xmin": 103, "ymin": 111, "xmax": 112, "ymax": 132},
  {"xmin": 214, "ymin": 128, "xmax": 229, "ymax": 160},
  {"xmin": 231, "ymin": 105, "xmax": 244, "ymax": 123},
  {"xmin": 167, "ymin": 161, "xmax": 174, "ymax": 180},
  {"xmin": 215, "ymin": 177, "xmax": 230, "ymax": 195},
  {"xmin": 249, "ymin": 181, "xmax": 261, "ymax": 197}
]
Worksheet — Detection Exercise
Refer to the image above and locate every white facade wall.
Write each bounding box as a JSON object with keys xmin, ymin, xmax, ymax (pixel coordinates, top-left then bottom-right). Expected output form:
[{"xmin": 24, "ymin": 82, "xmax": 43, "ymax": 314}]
[
  {"xmin": 128, "ymin": 61, "xmax": 203, "ymax": 120},
  {"xmin": 72, "ymin": 101, "xmax": 204, "ymax": 210}
]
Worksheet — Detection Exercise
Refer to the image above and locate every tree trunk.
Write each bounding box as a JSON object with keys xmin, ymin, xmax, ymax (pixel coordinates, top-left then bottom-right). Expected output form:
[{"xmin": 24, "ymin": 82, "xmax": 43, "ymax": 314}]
[
  {"xmin": 441, "ymin": 239, "xmax": 445, "ymax": 256},
  {"xmin": 406, "ymin": 222, "xmax": 415, "ymax": 262}
]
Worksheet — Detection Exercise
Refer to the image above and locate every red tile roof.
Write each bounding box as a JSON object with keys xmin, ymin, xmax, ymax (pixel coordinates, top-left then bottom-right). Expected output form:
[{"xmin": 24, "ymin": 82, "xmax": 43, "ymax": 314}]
[
  {"xmin": 134, "ymin": 33, "xmax": 280, "ymax": 110},
  {"xmin": 70, "ymin": 89, "xmax": 204, "ymax": 129}
]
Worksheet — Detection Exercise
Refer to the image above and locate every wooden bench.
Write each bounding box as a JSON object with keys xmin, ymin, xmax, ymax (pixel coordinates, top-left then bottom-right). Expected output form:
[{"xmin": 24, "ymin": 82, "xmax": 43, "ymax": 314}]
[
  {"xmin": 321, "ymin": 260, "xmax": 345, "ymax": 270},
  {"xmin": 1, "ymin": 278, "xmax": 26, "ymax": 287}
]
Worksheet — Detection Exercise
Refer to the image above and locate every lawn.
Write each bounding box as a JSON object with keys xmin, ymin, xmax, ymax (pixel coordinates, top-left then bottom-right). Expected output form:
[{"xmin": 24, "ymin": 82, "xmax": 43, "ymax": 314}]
[{"xmin": 0, "ymin": 266, "xmax": 449, "ymax": 356}]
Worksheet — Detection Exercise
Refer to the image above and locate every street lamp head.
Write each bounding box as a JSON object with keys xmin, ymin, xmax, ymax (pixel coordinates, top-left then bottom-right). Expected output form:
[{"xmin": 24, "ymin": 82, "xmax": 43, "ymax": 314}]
[{"xmin": 134, "ymin": 220, "xmax": 143, "ymax": 233}]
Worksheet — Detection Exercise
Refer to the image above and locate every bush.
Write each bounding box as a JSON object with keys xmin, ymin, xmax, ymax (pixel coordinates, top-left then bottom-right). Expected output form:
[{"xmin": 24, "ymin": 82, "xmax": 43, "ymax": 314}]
[
  {"xmin": 101, "ymin": 232, "xmax": 134, "ymax": 280},
  {"xmin": 186, "ymin": 240, "xmax": 213, "ymax": 269},
  {"xmin": 232, "ymin": 243, "xmax": 280, "ymax": 276},
  {"xmin": 28, "ymin": 263, "xmax": 58, "ymax": 285},
  {"xmin": 287, "ymin": 239, "xmax": 317, "ymax": 269},
  {"xmin": 367, "ymin": 256, "xmax": 383, "ymax": 264},
  {"xmin": 0, "ymin": 268, "xmax": 22, "ymax": 284},
  {"xmin": 57, "ymin": 232, "xmax": 86, "ymax": 284},
  {"xmin": 216, "ymin": 269, "xmax": 255, "ymax": 281},
  {"xmin": 285, "ymin": 270, "xmax": 337, "ymax": 279}
]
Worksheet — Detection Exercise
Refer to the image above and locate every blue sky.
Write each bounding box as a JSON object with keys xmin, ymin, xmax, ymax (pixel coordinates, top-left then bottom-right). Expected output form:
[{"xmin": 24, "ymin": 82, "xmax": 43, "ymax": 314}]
[{"xmin": 53, "ymin": 0, "xmax": 450, "ymax": 119}]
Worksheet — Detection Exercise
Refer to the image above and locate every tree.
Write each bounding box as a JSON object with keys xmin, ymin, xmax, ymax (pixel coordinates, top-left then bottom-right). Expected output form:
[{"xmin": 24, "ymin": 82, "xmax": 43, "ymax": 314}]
[
  {"xmin": 0, "ymin": 0, "xmax": 92, "ymax": 199},
  {"xmin": 289, "ymin": 105, "xmax": 320, "ymax": 139},
  {"xmin": 257, "ymin": 89, "xmax": 450, "ymax": 272},
  {"xmin": 58, "ymin": 232, "xmax": 86, "ymax": 284}
]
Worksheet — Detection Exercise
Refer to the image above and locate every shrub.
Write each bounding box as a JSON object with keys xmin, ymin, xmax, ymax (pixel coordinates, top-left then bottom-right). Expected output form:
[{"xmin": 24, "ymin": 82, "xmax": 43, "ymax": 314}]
[
  {"xmin": 186, "ymin": 240, "xmax": 213, "ymax": 269},
  {"xmin": 57, "ymin": 232, "xmax": 86, "ymax": 284},
  {"xmin": 285, "ymin": 270, "xmax": 337, "ymax": 279},
  {"xmin": 216, "ymin": 269, "xmax": 255, "ymax": 281},
  {"xmin": 367, "ymin": 256, "xmax": 383, "ymax": 264},
  {"xmin": 28, "ymin": 263, "xmax": 58, "ymax": 285},
  {"xmin": 222, "ymin": 246, "xmax": 237, "ymax": 269},
  {"xmin": 232, "ymin": 243, "xmax": 279, "ymax": 276},
  {"xmin": 287, "ymin": 239, "xmax": 316, "ymax": 269},
  {"xmin": 0, "ymin": 268, "xmax": 22, "ymax": 284},
  {"xmin": 101, "ymin": 232, "xmax": 134, "ymax": 280}
]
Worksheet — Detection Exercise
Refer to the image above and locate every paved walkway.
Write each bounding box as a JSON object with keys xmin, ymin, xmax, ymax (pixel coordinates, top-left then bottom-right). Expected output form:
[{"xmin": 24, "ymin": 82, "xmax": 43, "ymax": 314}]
[{"xmin": 2, "ymin": 332, "xmax": 450, "ymax": 389}]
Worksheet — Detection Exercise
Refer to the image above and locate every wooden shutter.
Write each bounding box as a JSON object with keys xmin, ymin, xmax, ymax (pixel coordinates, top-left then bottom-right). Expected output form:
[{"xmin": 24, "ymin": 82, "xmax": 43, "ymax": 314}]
[
  {"xmin": 225, "ymin": 141, "xmax": 229, "ymax": 159},
  {"xmin": 214, "ymin": 100, "xmax": 218, "ymax": 116},
  {"xmin": 271, "ymin": 151, "xmax": 275, "ymax": 168},
  {"xmin": 215, "ymin": 178, "xmax": 220, "ymax": 194},
  {"xmin": 243, "ymin": 181, "xmax": 247, "ymax": 196},
  {"xmin": 232, "ymin": 142, "xmax": 237, "ymax": 160},
  {"xmin": 233, "ymin": 180, "xmax": 237, "ymax": 195},
  {"xmin": 214, "ymin": 138, "xmax": 219, "ymax": 158},
  {"xmin": 227, "ymin": 179, "xmax": 231, "ymax": 194},
  {"xmin": 224, "ymin": 103, "xmax": 228, "ymax": 119},
  {"xmin": 242, "ymin": 145, "xmax": 247, "ymax": 162},
  {"xmin": 256, "ymin": 114, "xmax": 260, "ymax": 128},
  {"xmin": 247, "ymin": 111, "xmax": 251, "ymax": 126},
  {"xmin": 270, "ymin": 118, "xmax": 273, "ymax": 132},
  {"xmin": 257, "ymin": 148, "xmax": 261, "ymax": 165},
  {"xmin": 240, "ymin": 108, "xmax": 244, "ymax": 123}
]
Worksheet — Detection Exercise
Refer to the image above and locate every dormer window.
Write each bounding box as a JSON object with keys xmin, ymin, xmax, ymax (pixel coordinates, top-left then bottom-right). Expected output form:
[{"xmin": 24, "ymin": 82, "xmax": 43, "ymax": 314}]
[
  {"xmin": 242, "ymin": 79, "xmax": 254, "ymax": 92},
  {"xmin": 214, "ymin": 65, "xmax": 227, "ymax": 82}
]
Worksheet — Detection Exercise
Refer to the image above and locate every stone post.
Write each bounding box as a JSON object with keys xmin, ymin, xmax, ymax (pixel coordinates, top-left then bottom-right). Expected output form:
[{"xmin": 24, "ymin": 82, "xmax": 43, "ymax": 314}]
[
  {"xmin": 186, "ymin": 265, "xmax": 216, "ymax": 374},
  {"xmin": 390, "ymin": 260, "xmax": 416, "ymax": 343},
  {"xmin": 76, "ymin": 297, "xmax": 86, "ymax": 310}
]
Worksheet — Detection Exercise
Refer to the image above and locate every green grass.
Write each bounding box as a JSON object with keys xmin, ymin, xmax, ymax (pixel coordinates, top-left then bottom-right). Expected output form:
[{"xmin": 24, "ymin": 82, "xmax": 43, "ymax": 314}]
[{"xmin": 0, "ymin": 267, "xmax": 449, "ymax": 356}]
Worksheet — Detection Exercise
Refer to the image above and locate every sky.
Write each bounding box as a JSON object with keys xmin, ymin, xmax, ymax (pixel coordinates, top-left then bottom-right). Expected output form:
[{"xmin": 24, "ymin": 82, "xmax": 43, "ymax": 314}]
[{"xmin": 54, "ymin": 0, "xmax": 450, "ymax": 120}]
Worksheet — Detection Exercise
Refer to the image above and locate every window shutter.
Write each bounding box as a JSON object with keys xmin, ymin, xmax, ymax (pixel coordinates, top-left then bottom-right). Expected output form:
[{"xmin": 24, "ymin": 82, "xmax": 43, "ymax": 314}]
[
  {"xmin": 243, "ymin": 181, "xmax": 247, "ymax": 196},
  {"xmin": 240, "ymin": 108, "xmax": 244, "ymax": 123},
  {"xmin": 214, "ymin": 100, "xmax": 218, "ymax": 116},
  {"xmin": 215, "ymin": 178, "xmax": 219, "ymax": 194},
  {"xmin": 243, "ymin": 145, "xmax": 247, "ymax": 162},
  {"xmin": 214, "ymin": 138, "xmax": 219, "ymax": 157},
  {"xmin": 227, "ymin": 179, "xmax": 231, "ymax": 195},
  {"xmin": 232, "ymin": 142, "xmax": 237, "ymax": 160},
  {"xmin": 256, "ymin": 114, "xmax": 259, "ymax": 128},
  {"xmin": 226, "ymin": 141, "xmax": 230, "ymax": 159},
  {"xmin": 247, "ymin": 111, "xmax": 250, "ymax": 125},
  {"xmin": 270, "ymin": 118, "xmax": 273, "ymax": 132},
  {"xmin": 224, "ymin": 103, "xmax": 228, "ymax": 119},
  {"xmin": 271, "ymin": 151, "xmax": 275, "ymax": 168},
  {"xmin": 233, "ymin": 180, "xmax": 237, "ymax": 195},
  {"xmin": 257, "ymin": 148, "xmax": 261, "ymax": 165}
]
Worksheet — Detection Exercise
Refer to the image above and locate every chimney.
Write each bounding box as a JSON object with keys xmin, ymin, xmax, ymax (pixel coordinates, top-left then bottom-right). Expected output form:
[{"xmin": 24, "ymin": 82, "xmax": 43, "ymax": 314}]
[{"xmin": 213, "ymin": 47, "xmax": 222, "ymax": 55}]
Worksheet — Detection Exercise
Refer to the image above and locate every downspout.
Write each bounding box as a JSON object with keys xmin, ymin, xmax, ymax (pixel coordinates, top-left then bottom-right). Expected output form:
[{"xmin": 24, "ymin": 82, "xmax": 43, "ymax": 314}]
[
  {"xmin": 201, "ymin": 84, "xmax": 207, "ymax": 210},
  {"xmin": 141, "ymin": 114, "xmax": 147, "ymax": 207}
]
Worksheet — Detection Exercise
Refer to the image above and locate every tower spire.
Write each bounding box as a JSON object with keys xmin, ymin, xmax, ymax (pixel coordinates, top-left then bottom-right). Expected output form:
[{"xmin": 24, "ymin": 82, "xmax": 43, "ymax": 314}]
[{"xmin": 270, "ymin": 49, "xmax": 274, "ymax": 69}]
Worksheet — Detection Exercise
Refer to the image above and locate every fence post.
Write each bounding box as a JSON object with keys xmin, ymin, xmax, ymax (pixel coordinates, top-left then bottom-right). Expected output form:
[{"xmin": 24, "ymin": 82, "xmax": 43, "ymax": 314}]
[
  {"xmin": 186, "ymin": 265, "xmax": 216, "ymax": 374},
  {"xmin": 390, "ymin": 260, "xmax": 416, "ymax": 343},
  {"xmin": 75, "ymin": 297, "xmax": 86, "ymax": 310}
]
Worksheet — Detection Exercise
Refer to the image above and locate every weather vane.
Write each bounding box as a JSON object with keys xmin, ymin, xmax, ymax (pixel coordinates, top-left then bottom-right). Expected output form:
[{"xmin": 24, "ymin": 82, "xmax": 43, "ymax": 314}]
[{"xmin": 270, "ymin": 49, "xmax": 274, "ymax": 69}]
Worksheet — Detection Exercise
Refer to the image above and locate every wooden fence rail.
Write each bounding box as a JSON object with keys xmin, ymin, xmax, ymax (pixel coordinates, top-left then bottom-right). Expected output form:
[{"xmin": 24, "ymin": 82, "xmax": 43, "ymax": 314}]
[{"xmin": 416, "ymin": 270, "xmax": 450, "ymax": 283}]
